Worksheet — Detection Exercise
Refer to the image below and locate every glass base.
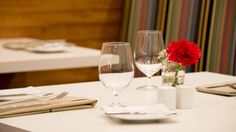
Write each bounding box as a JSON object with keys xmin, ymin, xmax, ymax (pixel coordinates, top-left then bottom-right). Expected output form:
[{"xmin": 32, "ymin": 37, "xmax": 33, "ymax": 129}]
[{"xmin": 136, "ymin": 85, "xmax": 158, "ymax": 91}]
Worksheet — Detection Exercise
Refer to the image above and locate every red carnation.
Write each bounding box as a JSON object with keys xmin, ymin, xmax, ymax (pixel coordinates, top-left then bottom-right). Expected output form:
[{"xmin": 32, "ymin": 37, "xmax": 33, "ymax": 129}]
[{"xmin": 166, "ymin": 40, "xmax": 201, "ymax": 67}]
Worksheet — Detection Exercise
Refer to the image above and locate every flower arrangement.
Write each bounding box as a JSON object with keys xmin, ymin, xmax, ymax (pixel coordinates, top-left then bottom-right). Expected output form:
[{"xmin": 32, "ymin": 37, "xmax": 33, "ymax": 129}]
[{"xmin": 159, "ymin": 40, "xmax": 201, "ymax": 87}]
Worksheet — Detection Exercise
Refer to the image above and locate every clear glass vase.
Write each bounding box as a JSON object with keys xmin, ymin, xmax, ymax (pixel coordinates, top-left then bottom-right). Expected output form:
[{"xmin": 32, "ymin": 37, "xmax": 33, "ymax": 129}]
[{"xmin": 161, "ymin": 61, "xmax": 185, "ymax": 87}]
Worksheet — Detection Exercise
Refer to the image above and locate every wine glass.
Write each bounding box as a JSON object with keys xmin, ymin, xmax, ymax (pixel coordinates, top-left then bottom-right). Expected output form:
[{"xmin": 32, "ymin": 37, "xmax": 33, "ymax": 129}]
[
  {"xmin": 99, "ymin": 42, "xmax": 134, "ymax": 107},
  {"xmin": 134, "ymin": 30, "xmax": 164, "ymax": 90}
]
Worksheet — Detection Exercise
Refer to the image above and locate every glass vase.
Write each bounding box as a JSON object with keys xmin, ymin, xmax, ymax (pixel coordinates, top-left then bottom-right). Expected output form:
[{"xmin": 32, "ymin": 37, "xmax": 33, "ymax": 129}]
[{"xmin": 161, "ymin": 61, "xmax": 185, "ymax": 87}]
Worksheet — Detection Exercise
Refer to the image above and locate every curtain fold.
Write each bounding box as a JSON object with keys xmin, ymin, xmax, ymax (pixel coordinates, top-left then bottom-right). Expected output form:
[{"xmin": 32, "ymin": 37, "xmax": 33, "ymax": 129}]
[
  {"xmin": 119, "ymin": 0, "xmax": 131, "ymax": 42},
  {"xmin": 120, "ymin": 0, "xmax": 236, "ymax": 75},
  {"xmin": 197, "ymin": 0, "xmax": 211, "ymax": 72},
  {"xmin": 206, "ymin": 0, "xmax": 236, "ymax": 75}
]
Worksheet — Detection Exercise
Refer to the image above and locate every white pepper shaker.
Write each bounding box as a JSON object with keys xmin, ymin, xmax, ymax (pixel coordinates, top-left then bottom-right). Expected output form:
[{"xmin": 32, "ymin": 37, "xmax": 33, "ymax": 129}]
[{"xmin": 176, "ymin": 85, "xmax": 194, "ymax": 109}]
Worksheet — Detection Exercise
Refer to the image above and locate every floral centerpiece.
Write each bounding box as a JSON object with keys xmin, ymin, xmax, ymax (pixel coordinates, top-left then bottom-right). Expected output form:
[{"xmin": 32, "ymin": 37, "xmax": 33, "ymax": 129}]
[{"xmin": 159, "ymin": 40, "xmax": 201, "ymax": 87}]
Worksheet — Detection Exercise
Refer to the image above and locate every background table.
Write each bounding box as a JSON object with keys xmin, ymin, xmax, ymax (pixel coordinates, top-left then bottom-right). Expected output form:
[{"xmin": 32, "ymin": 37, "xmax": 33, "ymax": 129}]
[
  {"xmin": 0, "ymin": 72, "xmax": 236, "ymax": 132},
  {"xmin": 0, "ymin": 38, "xmax": 100, "ymax": 74}
]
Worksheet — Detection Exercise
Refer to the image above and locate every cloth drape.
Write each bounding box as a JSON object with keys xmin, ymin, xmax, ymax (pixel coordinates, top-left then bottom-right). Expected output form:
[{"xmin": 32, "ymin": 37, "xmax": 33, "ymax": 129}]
[{"xmin": 119, "ymin": 0, "xmax": 236, "ymax": 75}]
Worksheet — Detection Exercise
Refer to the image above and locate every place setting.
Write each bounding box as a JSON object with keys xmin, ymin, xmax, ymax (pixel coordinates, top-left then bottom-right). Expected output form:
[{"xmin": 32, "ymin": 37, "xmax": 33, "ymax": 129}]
[
  {"xmin": 0, "ymin": 88, "xmax": 97, "ymax": 118},
  {"xmin": 98, "ymin": 30, "xmax": 203, "ymax": 122},
  {"xmin": 99, "ymin": 31, "xmax": 174, "ymax": 122}
]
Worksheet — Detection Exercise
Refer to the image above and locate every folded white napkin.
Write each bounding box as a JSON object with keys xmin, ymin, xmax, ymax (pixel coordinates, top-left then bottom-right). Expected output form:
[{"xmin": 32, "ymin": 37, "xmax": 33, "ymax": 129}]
[
  {"xmin": 102, "ymin": 104, "xmax": 177, "ymax": 121},
  {"xmin": 102, "ymin": 104, "xmax": 172, "ymax": 114}
]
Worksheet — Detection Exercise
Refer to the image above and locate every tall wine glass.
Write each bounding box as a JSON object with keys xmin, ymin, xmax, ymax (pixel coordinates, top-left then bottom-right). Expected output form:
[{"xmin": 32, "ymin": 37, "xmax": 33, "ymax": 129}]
[
  {"xmin": 99, "ymin": 42, "xmax": 134, "ymax": 107},
  {"xmin": 134, "ymin": 30, "xmax": 164, "ymax": 90}
]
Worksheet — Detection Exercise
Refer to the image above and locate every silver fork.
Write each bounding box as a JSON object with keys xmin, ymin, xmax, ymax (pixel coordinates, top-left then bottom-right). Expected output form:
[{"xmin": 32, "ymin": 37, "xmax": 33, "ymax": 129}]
[{"xmin": 0, "ymin": 92, "xmax": 68, "ymax": 108}]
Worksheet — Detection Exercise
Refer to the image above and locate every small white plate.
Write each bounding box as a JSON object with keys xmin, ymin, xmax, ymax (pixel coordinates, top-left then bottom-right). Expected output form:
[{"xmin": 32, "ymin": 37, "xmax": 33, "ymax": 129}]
[
  {"xmin": 105, "ymin": 112, "xmax": 177, "ymax": 121},
  {"xmin": 25, "ymin": 41, "xmax": 67, "ymax": 53},
  {"xmin": 102, "ymin": 104, "xmax": 177, "ymax": 121},
  {"xmin": 25, "ymin": 45, "xmax": 66, "ymax": 53}
]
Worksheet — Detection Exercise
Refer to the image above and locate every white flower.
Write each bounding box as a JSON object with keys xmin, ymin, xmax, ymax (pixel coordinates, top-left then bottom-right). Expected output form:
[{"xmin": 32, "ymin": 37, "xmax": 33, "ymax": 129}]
[{"xmin": 158, "ymin": 49, "xmax": 168, "ymax": 61}]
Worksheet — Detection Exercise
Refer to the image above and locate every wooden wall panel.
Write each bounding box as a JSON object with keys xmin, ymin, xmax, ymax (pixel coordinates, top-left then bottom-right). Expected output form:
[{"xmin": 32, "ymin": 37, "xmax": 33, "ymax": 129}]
[
  {"xmin": 0, "ymin": 68, "xmax": 99, "ymax": 89},
  {"xmin": 0, "ymin": 11, "xmax": 121, "ymax": 27},
  {"xmin": 0, "ymin": 0, "xmax": 123, "ymax": 88},
  {"xmin": 0, "ymin": 0, "xmax": 122, "ymax": 49}
]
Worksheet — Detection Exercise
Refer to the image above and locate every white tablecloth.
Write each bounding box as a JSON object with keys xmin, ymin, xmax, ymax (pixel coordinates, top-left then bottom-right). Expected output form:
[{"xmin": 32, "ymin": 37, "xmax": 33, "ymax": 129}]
[
  {"xmin": 0, "ymin": 72, "xmax": 236, "ymax": 132},
  {"xmin": 0, "ymin": 38, "xmax": 100, "ymax": 73}
]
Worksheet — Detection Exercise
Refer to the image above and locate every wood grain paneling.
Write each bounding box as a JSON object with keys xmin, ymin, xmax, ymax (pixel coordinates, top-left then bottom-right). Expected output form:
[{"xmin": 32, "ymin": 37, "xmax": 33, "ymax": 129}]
[
  {"xmin": 0, "ymin": 0, "xmax": 123, "ymax": 88},
  {"xmin": 0, "ymin": 11, "xmax": 121, "ymax": 28},
  {"xmin": 0, "ymin": 67, "xmax": 98, "ymax": 88},
  {"xmin": 0, "ymin": 0, "xmax": 122, "ymax": 49}
]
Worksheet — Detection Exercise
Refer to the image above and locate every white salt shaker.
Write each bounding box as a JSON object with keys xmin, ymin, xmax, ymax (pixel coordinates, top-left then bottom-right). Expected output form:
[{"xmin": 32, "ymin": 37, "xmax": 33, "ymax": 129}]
[
  {"xmin": 157, "ymin": 86, "xmax": 176, "ymax": 110},
  {"xmin": 176, "ymin": 85, "xmax": 194, "ymax": 109}
]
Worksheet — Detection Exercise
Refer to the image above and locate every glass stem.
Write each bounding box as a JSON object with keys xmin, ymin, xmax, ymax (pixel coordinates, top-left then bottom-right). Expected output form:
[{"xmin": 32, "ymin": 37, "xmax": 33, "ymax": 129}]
[
  {"xmin": 112, "ymin": 92, "xmax": 121, "ymax": 106},
  {"xmin": 147, "ymin": 76, "xmax": 152, "ymax": 87}
]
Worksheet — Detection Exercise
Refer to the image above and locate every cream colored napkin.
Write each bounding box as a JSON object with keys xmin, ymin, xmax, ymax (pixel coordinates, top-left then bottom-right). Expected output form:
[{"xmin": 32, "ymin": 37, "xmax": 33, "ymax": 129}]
[
  {"xmin": 196, "ymin": 81, "xmax": 236, "ymax": 96},
  {"xmin": 0, "ymin": 96, "xmax": 97, "ymax": 118}
]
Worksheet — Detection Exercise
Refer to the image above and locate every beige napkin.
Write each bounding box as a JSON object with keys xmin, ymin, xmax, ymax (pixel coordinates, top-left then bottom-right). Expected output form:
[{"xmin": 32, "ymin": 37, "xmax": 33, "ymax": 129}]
[
  {"xmin": 196, "ymin": 81, "xmax": 236, "ymax": 96},
  {"xmin": 0, "ymin": 96, "xmax": 97, "ymax": 118}
]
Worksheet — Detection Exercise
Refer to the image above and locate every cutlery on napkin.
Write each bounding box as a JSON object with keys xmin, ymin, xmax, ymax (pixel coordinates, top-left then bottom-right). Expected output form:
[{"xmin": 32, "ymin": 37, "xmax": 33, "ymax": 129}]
[
  {"xmin": 206, "ymin": 83, "xmax": 236, "ymax": 90},
  {"xmin": 0, "ymin": 92, "xmax": 67, "ymax": 109},
  {"xmin": 0, "ymin": 91, "xmax": 97, "ymax": 118},
  {"xmin": 196, "ymin": 81, "xmax": 236, "ymax": 96},
  {"xmin": 0, "ymin": 86, "xmax": 52, "ymax": 102}
]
